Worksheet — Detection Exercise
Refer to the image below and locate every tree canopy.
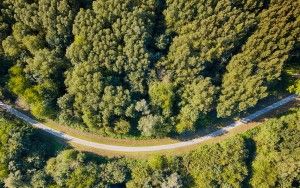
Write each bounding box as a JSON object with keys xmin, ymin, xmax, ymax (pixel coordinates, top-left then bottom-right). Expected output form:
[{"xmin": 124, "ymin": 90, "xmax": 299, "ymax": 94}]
[{"xmin": 0, "ymin": 0, "xmax": 299, "ymax": 137}]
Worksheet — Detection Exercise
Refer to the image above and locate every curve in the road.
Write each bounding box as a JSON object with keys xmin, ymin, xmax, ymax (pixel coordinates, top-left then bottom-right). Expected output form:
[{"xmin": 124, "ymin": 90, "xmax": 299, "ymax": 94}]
[{"xmin": 0, "ymin": 95, "xmax": 297, "ymax": 152}]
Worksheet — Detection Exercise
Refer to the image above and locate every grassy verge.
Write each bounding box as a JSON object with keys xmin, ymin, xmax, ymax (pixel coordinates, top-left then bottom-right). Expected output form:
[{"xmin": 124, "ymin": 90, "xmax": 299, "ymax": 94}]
[
  {"xmin": 10, "ymin": 93, "xmax": 295, "ymax": 148},
  {"xmin": 44, "ymin": 119, "xmax": 178, "ymax": 146}
]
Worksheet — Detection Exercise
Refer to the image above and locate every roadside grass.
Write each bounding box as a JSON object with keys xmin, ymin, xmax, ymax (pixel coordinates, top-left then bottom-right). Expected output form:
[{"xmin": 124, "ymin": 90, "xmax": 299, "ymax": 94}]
[
  {"xmin": 44, "ymin": 119, "xmax": 178, "ymax": 146},
  {"xmin": 10, "ymin": 93, "xmax": 294, "ymax": 148},
  {"xmin": 67, "ymin": 121, "xmax": 263, "ymax": 159},
  {"xmin": 12, "ymin": 99, "xmax": 179, "ymax": 146}
]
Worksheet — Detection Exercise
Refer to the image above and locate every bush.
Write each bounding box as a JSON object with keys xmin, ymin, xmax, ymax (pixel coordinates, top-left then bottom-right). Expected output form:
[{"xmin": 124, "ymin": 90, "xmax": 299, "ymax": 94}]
[
  {"xmin": 114, "ymin": 119, "xmax": 131, "ymax": 135},
  {"xmin": 138, "ymin": 115, "xmax": 171, "ymax": 137}
]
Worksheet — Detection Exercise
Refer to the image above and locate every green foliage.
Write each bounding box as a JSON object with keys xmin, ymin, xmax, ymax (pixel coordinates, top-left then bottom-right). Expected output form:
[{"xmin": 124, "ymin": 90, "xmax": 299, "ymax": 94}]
[
  {"xmin": 185, "ymin": 137, "xmax": 248, "ymax": 187},
  {"xmin": 138, "ymin": 114, "xmax": 171, "ymax": 137},
  {"xmin": 148, "ymin": 155, "xmax": 166, "ymax": 170},
  {"xmin": 100, "ymin": 161, "xmax": 129, "ymax": 185},
  {"xmin": 2, "ymin": 36, "xmax": 23, "ymax": 57},
  {"xmin": 149, "ymin": 81, "xmax": 175, "ymax": 116},
  {"xmin": 0, "ymin": 117, "xmax": 12, "ymax": 181},
  {"xmin": 59, "ymin": 0, "xmax": 159, "ymax": 135},
  {"xmin": 22, "ymin": 35, "xmax": 44, "ymax": 54},
  {"xmin": 288, "ymin": 79, "xmax": 300, "ymax": 95},
  {"xmin": 59, "ymin": 61, "xmax": 133, "ymax": 133},
  {"xmin": 66, "ymin": 164, "xmax": 101, "ymax": 188},
  {"xmin": 30, "ymin": 170, "xmax": 49, "ymax": 188},
  {"xmin": 250, "ymin": 110, "xmax": 300, "ymax": 187},
  {"xmin": 114, "ymin": 119, "xmax": 131, "ymax": 135},
  {"xmin": 67, "ymin": 0, "xmax": 155, "ymax": 93},
  {"xmin": 0, "ymin": 111, "xmax": 62, "ymax": 187},
  {"xmin": 8, "ymin": 64, "xmax": 59, "ymax": 118},
  {"xmin": 8, "ymin": 65, "xmax": 29, "ymax": 95},
  {"xmin": 217, "ymin": 0, "xmax": 299, "ymax": 117},
  {"xmin": 38, "ymin": 0, "xmax": 78, "ymax": 50},
  {"xmin": 0, "ymin": 15, "xmax": 11, "ymax": 93},
  {"xmin": 46, "ymin": 149, "xmax": 85, "ymax": 186},
  {"xmin": 25, "ymin": 49, "xmax": 65, "ymax": 82},
  {"xmin": 46, "ymin": 149, "xmax": 129, "ymax": 187},
  {"xmin": 160, "ymin": 0, "xmax": 260, "ymax": 85},
  {"xmin": 1, "ymin": 0, "xmax": 76, "ymax": 119},
  {"xmin": 127, "ymin": 156, "xmax": 187, "ymax": 188},
  {"xmin": 5, "ymin": 22, "xmax": 67, "ymax": 118},
  {"xmin": 177, "ymin": 78, "xmax": 218, "ymax": 133}
]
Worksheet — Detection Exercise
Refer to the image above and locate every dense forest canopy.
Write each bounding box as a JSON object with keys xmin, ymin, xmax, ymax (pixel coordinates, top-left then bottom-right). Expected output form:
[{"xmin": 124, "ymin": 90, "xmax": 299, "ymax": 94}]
[
  {"xmin": 0, "ymin": 106, "xmax": 299, "ymax": 187},
  {"xmin": 0, "ymin": 0, "xmax": 299, "ymax": 137}
]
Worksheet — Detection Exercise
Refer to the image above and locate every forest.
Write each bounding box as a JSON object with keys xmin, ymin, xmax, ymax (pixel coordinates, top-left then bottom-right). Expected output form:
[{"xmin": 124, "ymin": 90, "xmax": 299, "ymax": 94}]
[
  {"xmin": 0, "ymin": 0, "xmax": 299, "ymax": 187},
  {"xmin": 0, "ymin": 105, "xmax": 299, "ymax": 187},
  {"xmin": 0, "ymin": 0, "xmax": 299, "ymax": 137}
]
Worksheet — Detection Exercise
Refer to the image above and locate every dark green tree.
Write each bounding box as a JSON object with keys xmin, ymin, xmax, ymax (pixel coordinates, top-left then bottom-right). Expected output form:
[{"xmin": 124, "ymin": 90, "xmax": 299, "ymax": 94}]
[
  {"xmin": 177, "ymin": 78, "xmax": 218, "ymax": 133},
  {"xmin": 185, "ymin": 137, "xmax": 248, "ymax": 187},
  {"xmin": 250, "ymin": 110, "xmax": 300, "ymax": 187},
  {"xmin": 217, "ymin": 0, "xmax": 300, "ymax": 117}
]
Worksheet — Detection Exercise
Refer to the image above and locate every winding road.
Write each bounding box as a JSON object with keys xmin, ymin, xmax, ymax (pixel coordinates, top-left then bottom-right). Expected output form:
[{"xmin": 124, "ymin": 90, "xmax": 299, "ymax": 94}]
[{"xmin": 0, "ymin": 95, "xmax": 297, "ymax": 152}]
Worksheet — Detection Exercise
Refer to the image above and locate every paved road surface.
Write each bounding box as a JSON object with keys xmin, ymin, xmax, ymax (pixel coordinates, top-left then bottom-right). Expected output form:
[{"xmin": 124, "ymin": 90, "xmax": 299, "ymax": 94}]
[{"xmin": 0, "ymin": 95, "xmax": 297, "ymax": 152}]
